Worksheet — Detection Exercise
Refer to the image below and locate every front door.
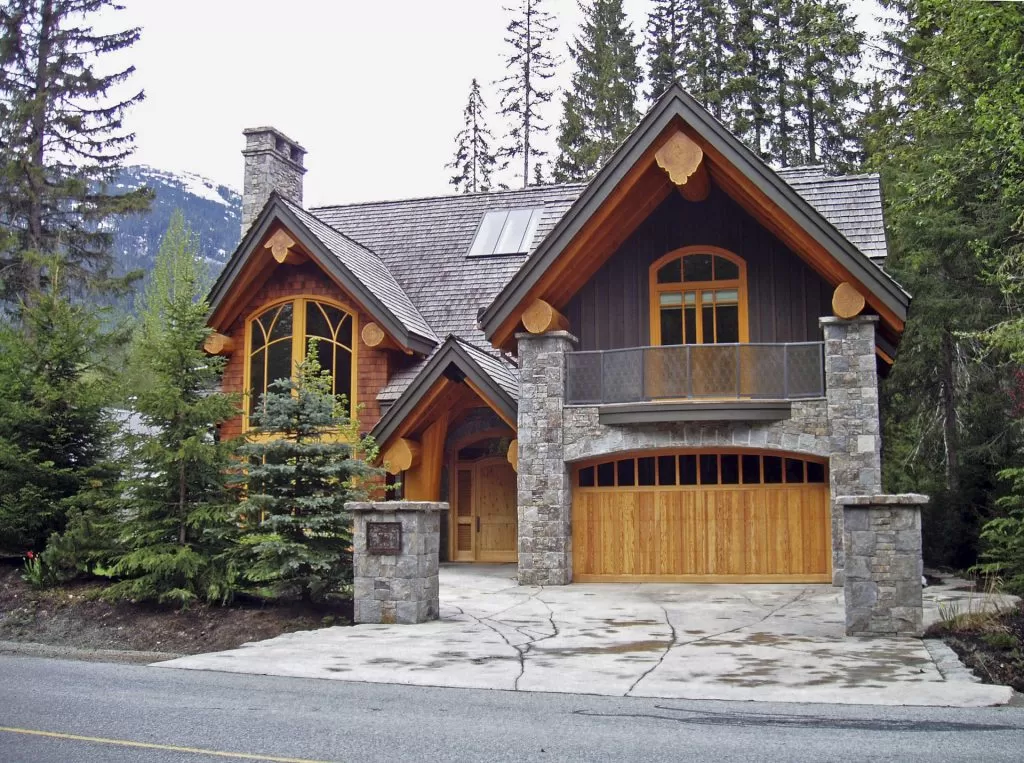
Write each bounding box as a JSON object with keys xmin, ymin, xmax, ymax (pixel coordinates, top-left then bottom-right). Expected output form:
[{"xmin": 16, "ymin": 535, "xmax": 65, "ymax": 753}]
[{"xmin": 452, "ymin": 457, "xmax": 518, "ymax": 562}]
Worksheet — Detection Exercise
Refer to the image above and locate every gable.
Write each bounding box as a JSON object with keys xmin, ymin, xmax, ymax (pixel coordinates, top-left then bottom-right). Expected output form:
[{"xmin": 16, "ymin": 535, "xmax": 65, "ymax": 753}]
[
  {"xmin": 207, "ymin": 195, "xmax": 436, "ymax": 355},
  {"xmin": 480, "ymin": 85, "xmax": 910, "ymax": 350}
]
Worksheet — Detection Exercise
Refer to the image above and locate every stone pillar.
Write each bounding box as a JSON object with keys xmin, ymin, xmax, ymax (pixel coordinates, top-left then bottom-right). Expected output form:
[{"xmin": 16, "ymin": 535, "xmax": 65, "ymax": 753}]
[
  {"xmin": 516, "ymin": 331, "xmax": 575, "ymax": 586},
  {"xmin": 348, "ymin": 501, "xmax": 446, "ymax": 624},
  {"xmin": 840, "ymin": 494, "xmax": 928, "ymax": 637},
  {"xmin": 241, "ymin": 126, "xmax": 307, "ymax": 235},
  {"xmin": 821, "ymin": 316, "xmax": 882, "ymax": 586}
]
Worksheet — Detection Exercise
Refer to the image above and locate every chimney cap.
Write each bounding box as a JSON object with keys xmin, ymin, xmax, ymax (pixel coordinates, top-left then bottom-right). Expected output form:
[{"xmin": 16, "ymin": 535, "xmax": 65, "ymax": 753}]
[{"xmin": 242, "ymin": 125, "xmax": 307, "ymax": 155}]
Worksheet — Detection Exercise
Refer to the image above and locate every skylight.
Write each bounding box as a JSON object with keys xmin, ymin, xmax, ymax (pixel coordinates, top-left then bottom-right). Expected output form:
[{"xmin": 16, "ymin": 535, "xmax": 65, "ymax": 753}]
[{"xmin": 468, "ymin": 207, "xmax": 544, "ymax": 256}]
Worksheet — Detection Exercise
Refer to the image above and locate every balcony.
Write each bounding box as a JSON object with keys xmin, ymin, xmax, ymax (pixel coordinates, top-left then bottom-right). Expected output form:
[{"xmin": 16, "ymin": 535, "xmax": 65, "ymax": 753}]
[{"xmin": 564, "ymin": 342, "xmax": 825, "ymax": 423}]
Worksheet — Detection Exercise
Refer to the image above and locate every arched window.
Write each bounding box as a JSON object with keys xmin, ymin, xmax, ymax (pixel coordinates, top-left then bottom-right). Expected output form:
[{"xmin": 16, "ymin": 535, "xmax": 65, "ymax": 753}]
[
  {"xmin": 650, "ymin": 248, "xmax": 748, "ymax": 345},
  {"xmin": 246, "ymin": 297, "xmax": 355, "ymax": 424}
]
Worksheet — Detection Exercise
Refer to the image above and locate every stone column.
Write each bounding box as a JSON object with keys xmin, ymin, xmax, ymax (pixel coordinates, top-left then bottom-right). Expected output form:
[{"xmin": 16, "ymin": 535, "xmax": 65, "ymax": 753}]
[
  {"xmin": 349, "ymin": 501, "xmax": 446, "ymax": 624},
  {"xmin": 840, "ymin": 494, "xmax": 928, "ymax": 637},
  {"xmin": 821, "ymin": 315, "xmax": 882, "ymax": 586},
  {"xmin": 515, "ymin": 331, "xmax": 575, "ymax": 586}
]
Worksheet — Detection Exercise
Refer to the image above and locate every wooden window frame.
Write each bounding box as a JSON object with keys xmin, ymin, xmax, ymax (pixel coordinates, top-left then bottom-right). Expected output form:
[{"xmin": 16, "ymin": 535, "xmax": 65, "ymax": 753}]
[
  {"xmin": 649, "ymin": 246, "xmax": 750, "ymax": 346},
  {"xmin": 242, "ymin": 294, "xmax": 358, "ymax": 432}
]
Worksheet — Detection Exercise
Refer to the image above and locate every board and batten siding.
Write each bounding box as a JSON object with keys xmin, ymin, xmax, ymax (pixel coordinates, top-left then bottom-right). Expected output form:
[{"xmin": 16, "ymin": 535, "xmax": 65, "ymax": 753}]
[{"xmin": 565, "ymin": 187, "xmax": 834, "ymax": 351}]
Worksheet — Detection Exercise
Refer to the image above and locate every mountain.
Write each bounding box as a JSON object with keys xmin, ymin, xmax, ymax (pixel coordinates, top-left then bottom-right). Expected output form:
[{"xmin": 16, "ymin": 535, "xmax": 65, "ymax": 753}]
[{"xmin": 111, "ymin": 165, "xmax": 241, "ymax": 279}]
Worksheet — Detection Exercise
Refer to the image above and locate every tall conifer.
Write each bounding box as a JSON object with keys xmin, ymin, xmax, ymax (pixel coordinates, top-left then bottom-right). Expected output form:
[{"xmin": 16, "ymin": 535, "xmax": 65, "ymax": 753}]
[
  {"xmin": 448, "ymin": 79, "xmax": 499, "ymax": 194},
  {"xmin": 497, "ymin": 0, "xmax": 559, "ymax": 187},
  {"xmin": 554, "ymin": 0, "xmax": 642, "ymax": 181},
  {"xmin": 0, "ymin": 0, "xmax": 151, "ymax": 303}
]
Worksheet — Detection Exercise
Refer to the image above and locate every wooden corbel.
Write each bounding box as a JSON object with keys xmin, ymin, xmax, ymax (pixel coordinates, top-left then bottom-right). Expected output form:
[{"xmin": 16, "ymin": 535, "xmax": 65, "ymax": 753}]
[
  {"xmin": 382, "ymin": 437, "xmax": 421, "ymax": 475},
  {"xmin": 655, "ymin": 131, "xmax": 710, "ymax": 202},
  {"xmin": 507, "ymin": 439, "xmax": 518, "ymax": 473},
  {"xmin": 264, "ymin": 229, "xmax": 307, "ymax": 265}
]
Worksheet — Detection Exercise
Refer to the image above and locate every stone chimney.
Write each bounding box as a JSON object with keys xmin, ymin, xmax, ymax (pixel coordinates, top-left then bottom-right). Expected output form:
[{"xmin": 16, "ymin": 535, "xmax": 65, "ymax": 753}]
[{"xmin": 241, "ymin": 126, "xmax": 307, "ymax": 235}]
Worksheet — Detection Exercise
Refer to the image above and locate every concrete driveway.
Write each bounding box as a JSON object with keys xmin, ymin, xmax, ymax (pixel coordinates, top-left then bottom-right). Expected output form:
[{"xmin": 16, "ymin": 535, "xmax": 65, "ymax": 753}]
[{"xmin": 157, "ymin": 565, "xmax": 1013, "ymax": 707}]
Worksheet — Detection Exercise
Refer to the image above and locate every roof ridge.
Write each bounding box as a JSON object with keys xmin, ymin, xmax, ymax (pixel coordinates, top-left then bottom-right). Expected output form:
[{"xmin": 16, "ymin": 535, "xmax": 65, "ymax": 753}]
[
  {"xmin": 784, "ymin": 171, "xmax": 881, "ymax": 183},
  {"xmin": 311, "ymin": 183, "xmax": 586, "ymax": 212},
  {"xmin": 280, "ymin": 195, "xmax": 389, "ymax": 263}
]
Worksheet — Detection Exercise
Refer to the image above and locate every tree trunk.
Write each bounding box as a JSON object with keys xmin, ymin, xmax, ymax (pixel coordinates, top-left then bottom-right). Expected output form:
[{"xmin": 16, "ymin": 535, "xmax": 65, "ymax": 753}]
[
  {"xmin": 24, "ymin": 0, "xmax": 55, "ymax": 298},
  {"xmin": 178, "ymin": 459, "xmax": 188, "ymax": 545},
  {"xmin": 523, "ymin": 1, "xmax": 532, "ymax": 187},
  {"xmin": 940, "ymin": 329, "xmax": 960, "ymax": 493}
]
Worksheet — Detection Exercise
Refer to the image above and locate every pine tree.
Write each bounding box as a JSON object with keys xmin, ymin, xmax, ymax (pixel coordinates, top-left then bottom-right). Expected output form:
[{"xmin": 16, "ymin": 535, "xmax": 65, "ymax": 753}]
[
  {"xmin": 0, "ymin": 261, "xmax": 120, "ymax": 553},
  {"xmin": 644, "ymin": 0, "xmax": 731, "ymax": 117},
  {"xmin": 0, "ymin": 0, "xmax": 151, "ymax": 304},
  {"xmin": 237, "ymin": 344, "xmax": 382, "ymax": 602},
  {"xmin": 447, "ymin": 79, "xmax": 499, "ymax": 194},
  {"xmin": 554, "ymin": 0, "xmax": 642, "ymax": 182},
  {"xmin": 102, "ymin": 212, "xmax": 241, "ymax": 606},
  {"xmin": 497, "ymin": 0, "xmax": 559, "ymax": 187},
  {"xmin": 726, "ymin": 0, "xmax": 773, "ymax": 159}
]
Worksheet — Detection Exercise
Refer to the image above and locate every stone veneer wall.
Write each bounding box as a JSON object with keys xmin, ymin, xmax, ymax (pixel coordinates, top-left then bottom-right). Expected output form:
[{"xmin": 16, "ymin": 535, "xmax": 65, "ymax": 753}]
[
  {"xmin": 841, "ymin": 494, "xmax": 928, "ymax": 637},
  {"xmin": 516, "ymin": 332, "xmax": 574, "ymax": 585},
  {"xmin": 514, "ymin": 317, "xmax": 884, "ymax": 587},
  {"xmin": 349, "ymin": 501, "xmax": 445, "ymax": 624}
]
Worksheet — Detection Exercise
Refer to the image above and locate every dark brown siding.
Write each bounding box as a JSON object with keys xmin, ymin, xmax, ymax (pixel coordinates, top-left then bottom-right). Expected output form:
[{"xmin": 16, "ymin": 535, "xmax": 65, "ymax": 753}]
[{"xmin": 565, "ymin": 186, "xmax": 833, "ymax": 351}]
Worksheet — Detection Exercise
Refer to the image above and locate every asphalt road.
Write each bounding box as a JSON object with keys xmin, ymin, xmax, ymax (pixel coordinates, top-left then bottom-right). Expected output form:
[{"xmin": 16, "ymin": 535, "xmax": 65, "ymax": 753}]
[{"xmin": 0, "ymin": 655, "xmax": 1022, "ymax": 762}]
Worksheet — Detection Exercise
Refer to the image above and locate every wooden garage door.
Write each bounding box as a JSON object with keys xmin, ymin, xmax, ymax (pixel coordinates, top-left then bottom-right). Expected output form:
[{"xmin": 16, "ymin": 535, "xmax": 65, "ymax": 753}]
[{"xmin": 572, "ymin": 452, "xmax": 831, "ymax": 583}]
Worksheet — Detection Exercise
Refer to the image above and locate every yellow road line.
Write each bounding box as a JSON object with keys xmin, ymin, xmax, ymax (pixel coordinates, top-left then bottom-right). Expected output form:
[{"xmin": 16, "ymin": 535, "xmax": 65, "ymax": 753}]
[{"xmin": 0, "ymin": 726, "xmax": 333, "ymax": 762}]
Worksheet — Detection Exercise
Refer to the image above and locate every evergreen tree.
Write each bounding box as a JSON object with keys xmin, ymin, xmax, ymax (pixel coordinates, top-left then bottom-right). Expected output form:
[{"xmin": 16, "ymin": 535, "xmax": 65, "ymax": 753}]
[
  {"xmin": 723, "ymin": 0, "xmax": 772, "ymax": 159},
  {"xmin": 496, "ymin": 0, "xmax": 559, "ymax": 187},
  {"xmin": 447, "ymin": 79, "xmax": 499, "ymax": 194},
  {"xmin": 237, "ymin": 345, "xmax": 381, "ymax": 602},
  {"xmin": 644, "ymin": 0, "xmax": 731, "ymax": 117},
  {"xmin": 0, "ymin": 0, "xmax": 151, "ymax": 304},
  {"xmin": 102, "ymin": 212, "xmax": 241, "ymax": 606},
  {"xmin": 0, "ymin": 261, "xmax": 120, "ymax": 552},
  {"xmin": 554, "ymin": 0, "xmax": 642, "ymax": 182}
]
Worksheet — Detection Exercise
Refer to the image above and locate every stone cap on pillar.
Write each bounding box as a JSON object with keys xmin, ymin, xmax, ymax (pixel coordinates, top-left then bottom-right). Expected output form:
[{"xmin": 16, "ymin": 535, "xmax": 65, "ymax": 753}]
[
  {"xmin": 346, "ymin": 501, "xmax": 449, "ymax": 513},
  {"xmin": 836, "ymin": 493, "xmax": 929, "ymax": 506},
  {"xmin": 515, "ymin": 330, "xmax": 579, "ymax": 344},
  {"xmin": 819, "ymin": 315, "xmax": 879, "ymax": 326}
]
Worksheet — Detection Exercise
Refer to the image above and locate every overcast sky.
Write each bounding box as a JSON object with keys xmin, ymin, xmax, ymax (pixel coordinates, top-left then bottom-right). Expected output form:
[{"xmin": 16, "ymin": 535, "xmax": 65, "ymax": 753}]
[{"xmin": 107, "ymin": 0, "xmax": 881, "ymax": 207}]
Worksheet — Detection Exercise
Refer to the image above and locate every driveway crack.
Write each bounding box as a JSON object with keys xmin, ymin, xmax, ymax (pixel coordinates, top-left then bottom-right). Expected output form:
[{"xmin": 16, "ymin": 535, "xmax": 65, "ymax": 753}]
[{"xmin": 625, "ymin": 604, "xmax": 678, "ymax": 696}]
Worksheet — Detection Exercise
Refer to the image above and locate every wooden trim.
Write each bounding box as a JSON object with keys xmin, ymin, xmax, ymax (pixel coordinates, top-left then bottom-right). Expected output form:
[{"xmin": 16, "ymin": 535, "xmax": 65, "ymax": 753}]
[
  {"xmin": 876, "ymin": 346, "xmax": 895, "ymax": 365},
  {"xmin": 450, "ymin": 426, "xmax": 515, "ymax": 457},
  {"xmin": 241, "ymin": 294, "xmax": 359, "ymax": 432},
  {"xmin": 648, "ymin": 246, "xmax": 749, "ymax": 345},
  {"xmin": 574, "ymin": 573, "xmax": 832, "ymax": 584}
]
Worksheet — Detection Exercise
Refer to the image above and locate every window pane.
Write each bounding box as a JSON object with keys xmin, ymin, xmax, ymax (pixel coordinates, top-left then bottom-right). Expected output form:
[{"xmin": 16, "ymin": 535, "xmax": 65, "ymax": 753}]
[
  {"xmin": 306, "ymin": 302, "xmax": 331, "ymax": 340},
  {"xmin": 495, "ymin": 208, "xmax": 535, "ymax": 253},
  {"xmin": 716, "ymin": 289, "xmax": 738, "ymax": 303},
  {"xmin": 617, "ymin": 459, "xmax": 635, "ymax": 487},
  {"xmin": 336, "ymin": 312, "xmax": 352, "ymax": 348},
  {"xmin": 266, "ymin": 340, "xmax": 292, "ymax": 387},
  {"xmin": 741, "ymin": 454, "xmax": 761, "ymax": 484},
  {"xmin": 335, "ymin": 345, "xmax": 353, "ymax": 402},
  {"xmin": 314, "ymin": 337, "xmax": 335, "ymax": 380},
  {"xmin": 721, "ymin": 454, "xmax": 739, "ymax": 484},
  {"xmin": 702, "ymin": 291, "xmax": 714, "ymax": 304},
  {"xmin": 716, "ymin": 304, "xmax": 739, "ymax": 343},
  {"xmin": 658, "ymin": 455, "xmax": 676, "ymax": 485},
  {"xmin": 702, "ymin": 306, "xmax": 714, "ymax": 343},
  {"xmin": 684, "ymin": 306, "xmax": 697, "ymax": 344},
  {"xmin": 679, "ymin": 455, "xmax": 697, "ymax": 485},
  {"xmin": 468, "ymin": 210, "xmax": 508, "ymax": 256},
  {"xmin": 683, "ymin": 254, "xmax": 713, "ymax": 281},
  {"xmin": 807, "ymin": 461, "xmax": 826, "ymax": 484},
  {"xmin": 638, "ymin": 457, "xmax": 656, "ymax": 486},
  {"xmin": 267, "ymin": 303, "xmax": 293, "ymax": 342},
  {"xmin": 597, "ymin": 461, "xmax": 615, "ymax": 487},
  {"xmin": 249, "ymin": 347, "xmax": 265, "ymax": 416},
  {"xmin": 786, "ymin": 458, "xmax": 805, "ymax": 483},
  {"xmin": 715, "ymin": 256, "xmax": 740, "ymax": 280},
  {"xmin": 699, "ymin": 454, "xmax": 718, "ymax": 485},
  {"xmin": 578, "ymin": 466, "xmax": 595, "ymax": 488},
  {"xmin": 522, "ymin": 208, "xmax": 544, "ymax": 252},
  {"xmin": 764, "ymin": 456, "xmax": 783, "ymax": 484},
  {"xmin": 660, "ymin": 308, "xmax": 683, "ymax": 345},
  {"xmin": 657, "ymin": 258, "xmax": 681, "ymax": 283},
  {"xmin": 659, "ymin": 292, "xmax": 682, "ymax": 307}
]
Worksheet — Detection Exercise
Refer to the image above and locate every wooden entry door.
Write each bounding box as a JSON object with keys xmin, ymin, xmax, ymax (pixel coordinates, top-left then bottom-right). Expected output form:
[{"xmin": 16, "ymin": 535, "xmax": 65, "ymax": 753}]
[{"xmin": 452, "ymin": 457, "xmax": 518, "ymax": 563}]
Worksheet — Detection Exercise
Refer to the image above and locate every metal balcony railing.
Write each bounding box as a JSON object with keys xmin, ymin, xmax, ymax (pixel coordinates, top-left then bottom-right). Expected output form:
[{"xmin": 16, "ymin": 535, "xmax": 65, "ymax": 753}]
[{"xmin": 564, "ymin": 342, "xmax": 825, "ymax": 405}]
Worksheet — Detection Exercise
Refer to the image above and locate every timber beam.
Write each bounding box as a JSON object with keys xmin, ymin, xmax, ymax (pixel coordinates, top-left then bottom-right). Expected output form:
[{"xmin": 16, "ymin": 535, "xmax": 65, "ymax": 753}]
[
  {"xmin": 507, "ymin": 439, "xmax": 518, "ymax": 473},
  {"xmin": 361, "ymin": 321, "xmax": 401, "ymax": 352},
  {"xmin": 522, "ymin": 298, "xmax": 570, "ymax": 335},
  {"xmin": 203, "ymin": 332, "xmax": 234, "ymax": 355},
  {"xmin": 832, "ymin": 282, "xmax": 867, "ymax": 319}
]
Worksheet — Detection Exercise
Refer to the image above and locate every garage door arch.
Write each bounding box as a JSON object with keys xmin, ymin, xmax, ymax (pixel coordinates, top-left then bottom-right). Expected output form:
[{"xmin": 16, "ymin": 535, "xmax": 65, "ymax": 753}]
[{"xmin": 571, "ymin": 449, "xmax": 831, "ymax": 583}]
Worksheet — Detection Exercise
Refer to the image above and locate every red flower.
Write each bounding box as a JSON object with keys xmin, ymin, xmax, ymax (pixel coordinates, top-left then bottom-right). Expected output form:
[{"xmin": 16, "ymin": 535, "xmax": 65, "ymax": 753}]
[{"xmin": 26, "ymin": 551, "xmax": 34, "ymax": 559}]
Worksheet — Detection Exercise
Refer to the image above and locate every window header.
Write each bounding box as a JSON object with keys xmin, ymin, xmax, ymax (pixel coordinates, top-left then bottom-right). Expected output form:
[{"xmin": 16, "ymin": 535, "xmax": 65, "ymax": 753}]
[{"xmin": 468, "ymin": 207, "xmax": 544, "ymax": 257}]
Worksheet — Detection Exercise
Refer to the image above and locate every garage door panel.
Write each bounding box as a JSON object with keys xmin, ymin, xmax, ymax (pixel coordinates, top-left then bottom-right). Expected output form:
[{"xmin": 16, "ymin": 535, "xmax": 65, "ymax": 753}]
[{"xmin": 572, "ymin": 453, "xmax": 830, "ymax": 582}]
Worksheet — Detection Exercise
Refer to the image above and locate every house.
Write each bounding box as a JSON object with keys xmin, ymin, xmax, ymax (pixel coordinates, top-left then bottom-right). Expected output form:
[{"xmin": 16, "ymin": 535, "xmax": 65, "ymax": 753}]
[{"xmin": 205, "ymin": 85, "xmax": 909, "ymax": 588}]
